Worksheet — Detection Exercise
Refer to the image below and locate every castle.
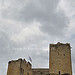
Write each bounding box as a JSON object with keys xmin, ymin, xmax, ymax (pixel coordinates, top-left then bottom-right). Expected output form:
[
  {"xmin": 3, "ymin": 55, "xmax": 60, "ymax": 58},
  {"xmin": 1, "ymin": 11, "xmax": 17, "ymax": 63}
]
[{"xmin": 7, "ymin": 42, "xmax": 72, "ymax": 75}]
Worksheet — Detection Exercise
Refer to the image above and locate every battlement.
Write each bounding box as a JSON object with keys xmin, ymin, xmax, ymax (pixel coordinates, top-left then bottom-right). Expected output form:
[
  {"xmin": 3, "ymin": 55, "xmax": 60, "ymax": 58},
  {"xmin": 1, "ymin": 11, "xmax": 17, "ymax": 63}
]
[
  {"xmin": 7, "ymin": 58, "xmax": 33, "ymax": 75},
  {"xmin": 8, "ymin": 58, "xmax": 32, "ymax": 68},
  {"xmin": 8, "ymin": 58, "xmax": 27, "ymax": 64},
  {"xmin": 49, "ymin": 42, "xmax": 72, "ymax": 75},
  {"xmin": 27, "ymin": 61, "xmax": 32, "ymax": 69},
  {"xmin": 50, "ymin": 42, "xmax": 70, "ymax": 47},
  {"xmin": 50, "ymin": 42, "xmax": 70, "ymax": 50}
]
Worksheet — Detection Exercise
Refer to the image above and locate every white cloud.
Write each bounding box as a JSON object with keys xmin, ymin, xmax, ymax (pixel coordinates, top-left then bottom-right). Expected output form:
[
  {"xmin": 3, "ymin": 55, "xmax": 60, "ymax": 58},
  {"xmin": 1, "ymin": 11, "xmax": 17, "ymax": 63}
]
[{"xmin": 11, "ymin": 21, "xmax": 41, "ymax": 43}]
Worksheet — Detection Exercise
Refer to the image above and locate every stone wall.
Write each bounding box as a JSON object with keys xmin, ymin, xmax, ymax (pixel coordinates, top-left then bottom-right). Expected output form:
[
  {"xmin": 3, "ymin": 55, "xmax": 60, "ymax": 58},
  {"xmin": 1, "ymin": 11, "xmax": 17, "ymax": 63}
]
[
  {"xmin": 50, "ymin": 73, "xmax": 70, "ymax": 75},
  {"xmin": 7, "ymin": 59, "xmax": 49, "ymax": 75},
  {"xmin": 49, "ymin": 42, "xmax": 72, "ymax": 75},
  {"xmin": 7, "ymin": 59, "xmax": 34, "ymax": 75},
  {"xmin": 7, "ymin": 59, "xmax": 21, "ymax": 75},
  {"xmin": 7, "ymin": 42, "xmax": 72, "ymax": 75},
  {"xmin": 32, "ymin": 68, "xmax": 49, "ymax": 75}
]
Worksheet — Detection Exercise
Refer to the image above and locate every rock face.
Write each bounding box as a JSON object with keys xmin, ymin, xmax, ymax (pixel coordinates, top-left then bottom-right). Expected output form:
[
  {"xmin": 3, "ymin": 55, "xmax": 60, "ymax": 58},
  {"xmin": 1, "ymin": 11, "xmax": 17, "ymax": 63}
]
[
  {"xmin": 7, "ymin": 42, "xmax": 72, "ymax": 75},
  {"xmin": 49, "ymin": 42, "xmax": 72, "ymax": 75}
]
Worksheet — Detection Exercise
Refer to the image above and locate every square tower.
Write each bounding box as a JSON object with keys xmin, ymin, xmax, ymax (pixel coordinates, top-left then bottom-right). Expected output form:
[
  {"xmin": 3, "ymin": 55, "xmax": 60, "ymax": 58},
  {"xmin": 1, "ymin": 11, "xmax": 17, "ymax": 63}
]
[
  {"xmin": 7, "ymin": 59, "xmax": 33, "ymax": 75},
  {"xmin": 49, "ymin": 42, "xmax": 72, "ymax": 75}
]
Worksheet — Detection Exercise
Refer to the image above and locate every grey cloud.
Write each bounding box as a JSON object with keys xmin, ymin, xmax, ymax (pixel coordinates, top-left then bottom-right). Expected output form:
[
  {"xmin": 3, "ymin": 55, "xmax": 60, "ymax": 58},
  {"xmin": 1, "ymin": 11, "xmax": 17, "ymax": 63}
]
[
  {"xmin": 31, "ymin": 50, "xmax": 49, "ymax": 68},
  {"xmin": 40, "ymin": 10, "xmax": 69, "ymax": 36},
  {"xmin": 70, "ymin": 0, "xmax": 75, "ymax": 7},
  {"xmin": 0, "ymin": 31, "xmax": 10, "ymax": 50},
  {"xmin": 1, "ymin": 0, "xmax": 69, "ymax": 37},
  {"xmin": 2, "ymin": 0, "xmax": 59, "ymax": 21}
]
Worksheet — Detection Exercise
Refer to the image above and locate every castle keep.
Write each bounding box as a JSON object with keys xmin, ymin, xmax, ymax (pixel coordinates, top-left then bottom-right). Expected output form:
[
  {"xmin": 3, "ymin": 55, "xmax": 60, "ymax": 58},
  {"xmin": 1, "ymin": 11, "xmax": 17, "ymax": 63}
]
[
  {"xmin": 7, "ymin": 42, "xmax": 72, "ymax": 75},
  {"xmin": 49, "ymin": 42, "xmax": 72, "ymax": 75}
]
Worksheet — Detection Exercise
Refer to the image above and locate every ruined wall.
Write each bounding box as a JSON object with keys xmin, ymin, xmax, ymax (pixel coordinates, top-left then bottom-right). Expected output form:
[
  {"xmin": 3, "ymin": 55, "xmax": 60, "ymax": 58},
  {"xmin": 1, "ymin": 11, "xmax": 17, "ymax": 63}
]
[
  {"xmin": 7, "ymin": 59, "xmax": 21, "ymax": 75},
  {"xmin": 32, "ymin": 68, "xmax": 49, "ymax": 75},
  {"xmin": 7, "ymin": 42, "xmax": 72, "ymax": 75},
  {"xmin": 49, "ymin": 42, "xmax": 72, "ymax": 75},
  {"xmin": 7, "ymin": 59, "xmax": 33, "ymax": 75},
  {"xmin": 7, "ymin": 59, "xmax": 48, "ymax": 75}
]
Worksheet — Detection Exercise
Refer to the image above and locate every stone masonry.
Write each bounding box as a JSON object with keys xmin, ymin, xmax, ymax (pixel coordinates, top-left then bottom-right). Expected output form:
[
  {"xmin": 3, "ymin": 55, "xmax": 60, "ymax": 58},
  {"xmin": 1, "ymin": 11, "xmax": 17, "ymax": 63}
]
[
  {"xmin": 7, "ymin": 59, "xmax": 49, "ymax": 75},
  {"xmin": 49, "ymin": 42, "xmax": 72, "ymax": 75},
  {"xmin": 7, "ymin": 42, "xmax": 72, "ymax": 75},
  {"xmin": 7, "ymin": 59, "xmax": 34, "ymax": 75}
]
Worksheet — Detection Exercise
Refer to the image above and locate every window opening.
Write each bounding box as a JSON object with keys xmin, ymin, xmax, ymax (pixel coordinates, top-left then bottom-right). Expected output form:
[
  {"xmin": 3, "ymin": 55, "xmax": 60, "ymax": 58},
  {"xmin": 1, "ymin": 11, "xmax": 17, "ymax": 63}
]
[{"xmin": 59, "ymin": 71, "xmax": 60, "ymax": 75}]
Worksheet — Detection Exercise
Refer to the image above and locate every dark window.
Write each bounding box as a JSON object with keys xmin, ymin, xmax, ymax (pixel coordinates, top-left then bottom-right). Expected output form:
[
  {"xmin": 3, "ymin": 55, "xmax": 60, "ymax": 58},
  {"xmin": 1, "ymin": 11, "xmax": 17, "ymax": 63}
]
[
  {"xmin": 64, "ymin": 54, "xmax": 65, "ymax": 56},
  {"xmin": 58, "ymin": 52, "xmax": 59, "ymax": 55},
  {"xmin": 59, "ymin": 71, "xmax": 60, "ymax": 75}
]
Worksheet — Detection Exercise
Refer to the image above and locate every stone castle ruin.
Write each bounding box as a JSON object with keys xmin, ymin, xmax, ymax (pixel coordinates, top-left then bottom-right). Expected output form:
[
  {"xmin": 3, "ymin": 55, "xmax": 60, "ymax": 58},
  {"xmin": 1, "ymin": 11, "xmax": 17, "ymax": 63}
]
[
  {"xmin": 7, "ymin": 42, "xmax": 72, "ymax": 75},
  {"xmin": 49, "ymin": 42, "xmax": 72, "ymax": 75},
  {"xmin": 7, "ymin": 58, "xmax": 49, "ymax": 75}
]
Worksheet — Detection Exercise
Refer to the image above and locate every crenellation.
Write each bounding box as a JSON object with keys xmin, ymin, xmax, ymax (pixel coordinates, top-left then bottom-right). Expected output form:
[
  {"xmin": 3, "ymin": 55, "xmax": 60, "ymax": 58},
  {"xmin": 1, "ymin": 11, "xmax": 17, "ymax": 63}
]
[
  {"xmin": 49, "ymin": 42, "xmax": 72, "ymax": 75},
  {"xmin": 7, "ymin": 42, "xmax": 72, "ymax": 75},
  {"xmin": 50, "ymin": 42, "xmax": 71, "ymax": 51},
  {"xmin": 50, "ymin": 42, "xmax": 70, "ymax": 46},
  {"xmin": 7, "ymin": 58, "xmax": 34, "ymax": 75},
  {"xmin": 27, "ymin": 61, "xmax": 32, "ymax": 69}
]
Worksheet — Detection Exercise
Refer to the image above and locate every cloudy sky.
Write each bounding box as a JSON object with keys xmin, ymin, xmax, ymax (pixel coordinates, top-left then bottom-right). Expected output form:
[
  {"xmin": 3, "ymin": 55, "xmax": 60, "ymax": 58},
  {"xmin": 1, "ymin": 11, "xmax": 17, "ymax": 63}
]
[{"xmin": 0, "ymin": 0, "xmax": 75, "ymax": 75}]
